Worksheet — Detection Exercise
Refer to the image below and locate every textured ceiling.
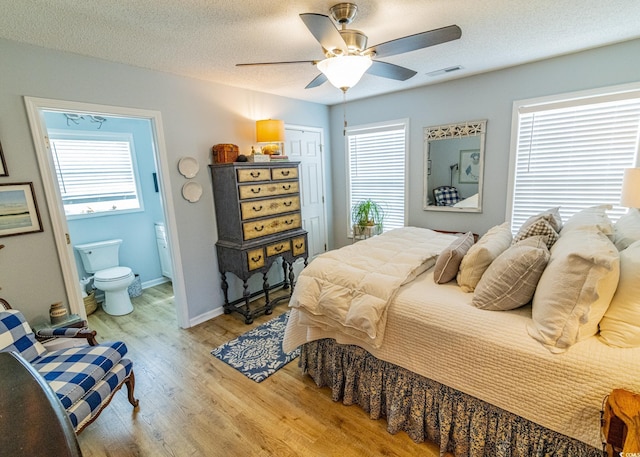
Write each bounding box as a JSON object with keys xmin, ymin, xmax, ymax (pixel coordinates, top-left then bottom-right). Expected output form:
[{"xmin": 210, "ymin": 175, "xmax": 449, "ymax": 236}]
[{"xmin": 1, "ymin": 0, "xmax": 640, "ymax": 105}]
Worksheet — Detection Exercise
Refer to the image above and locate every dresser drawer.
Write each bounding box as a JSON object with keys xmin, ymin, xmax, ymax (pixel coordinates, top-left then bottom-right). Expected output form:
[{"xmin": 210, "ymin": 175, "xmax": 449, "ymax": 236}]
[
  {"xmin": 246, "ymin": 247, "xmax": 265, "ymax": 271},
  {"xmin": 266, "ymin": 240, "xmax": 291, "ymax": 257},
  {"xmin": 271, "ymin": 167, "xmax": 298, "ymax": 181},
  {"xmin": 237, "ymin": 168, "xmax": 270, "ymax": 183},
  {"xmin": 240, "ymin": 196, "xmax": 300, "ymax": 220},
  {"xmin": 242, "ymin": 213, "xmax": 302, "ymax": 240},
  {"xmin": 292, "ymin": 236, "xmax": 306, "ymax": 256},
  {"xmin": 238, "ymin": 181, "xmax": 299, "ymax": 200}
]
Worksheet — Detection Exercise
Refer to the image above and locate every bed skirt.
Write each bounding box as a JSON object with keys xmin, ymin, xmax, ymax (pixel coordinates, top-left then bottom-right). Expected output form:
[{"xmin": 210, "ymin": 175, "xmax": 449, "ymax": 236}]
[{"xmin": 300, "ymin": 339, "xmax": 601, "ymax": 457}]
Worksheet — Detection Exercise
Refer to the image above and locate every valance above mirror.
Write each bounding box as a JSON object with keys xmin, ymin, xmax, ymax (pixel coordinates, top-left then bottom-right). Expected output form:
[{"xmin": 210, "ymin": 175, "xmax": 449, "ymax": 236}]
[{"xmin": 423, "ymin": 120, "xmax": 487, "ymax": 212}]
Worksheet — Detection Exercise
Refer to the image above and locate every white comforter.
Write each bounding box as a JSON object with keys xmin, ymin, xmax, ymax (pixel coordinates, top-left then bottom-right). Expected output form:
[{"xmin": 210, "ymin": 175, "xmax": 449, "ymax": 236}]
[{"xmin": 289, "ymin": 227, "xmax": 456, "ymax": 347}]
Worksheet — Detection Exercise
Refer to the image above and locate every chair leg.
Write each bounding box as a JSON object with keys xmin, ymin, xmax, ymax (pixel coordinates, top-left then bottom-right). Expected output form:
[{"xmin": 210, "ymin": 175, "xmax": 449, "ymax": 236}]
[{"xmin": 125, "ymin": 370, "xmax": 140, "ymax": 408}]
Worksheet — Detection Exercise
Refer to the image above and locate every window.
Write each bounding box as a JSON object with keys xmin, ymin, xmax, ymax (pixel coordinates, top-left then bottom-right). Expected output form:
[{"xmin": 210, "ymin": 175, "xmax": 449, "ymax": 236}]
[
  {"xmin": 346, "ymin": 120, "xmax": 408, "ymax": 234},
  {"xmin": 509, "ymin": 84, "xmax": 640, "ymax": 231},
  {"xmin": 49, "ymin": 132, "xmax": 143, "ymax": 217}
]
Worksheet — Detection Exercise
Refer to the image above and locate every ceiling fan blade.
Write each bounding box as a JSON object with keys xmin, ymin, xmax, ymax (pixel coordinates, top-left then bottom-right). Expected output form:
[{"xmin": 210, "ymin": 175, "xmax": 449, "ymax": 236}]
[
  {"xmin": 305, "ymin": 73, "xmax": 328, "ymax": 89},
  {"xmin": 367, "ymin": 25, "xmax": 462, "ymax": 59},
  {"xmin": 236, "ymin": 60, "xmax": 318, "ymax": 67},
  {"xmin": 300, "ymin": 13, "xmax": 347, "ymax": 54},
  {"xmin": 367, "ymin": 61, "xmax": 417, "ymax": 81}
]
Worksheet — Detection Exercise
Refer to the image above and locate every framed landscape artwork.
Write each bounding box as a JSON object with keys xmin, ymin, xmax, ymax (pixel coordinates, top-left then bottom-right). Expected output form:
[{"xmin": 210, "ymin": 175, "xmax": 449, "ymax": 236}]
[
  {"xmin": 0, "ymin": 182, "xmax": 43, "ymax": 237},
  {"xmin": 0, "ymin": 142, "xmax": 7, "ymax": 176}
]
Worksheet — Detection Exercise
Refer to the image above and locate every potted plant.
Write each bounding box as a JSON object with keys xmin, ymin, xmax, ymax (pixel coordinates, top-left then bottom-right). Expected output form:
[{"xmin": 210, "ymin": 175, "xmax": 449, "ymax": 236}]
[{"xmin": 351, "ymin": 199, "xmax": 384, "ymax": 237}]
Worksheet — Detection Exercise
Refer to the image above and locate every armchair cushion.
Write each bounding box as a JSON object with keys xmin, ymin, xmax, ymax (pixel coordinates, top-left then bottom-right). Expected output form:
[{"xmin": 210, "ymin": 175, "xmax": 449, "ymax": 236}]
[
  {"xmin": 33, "ymin": 341, "xmax": 129, "ymax": 409},
  {"xmin": 0, "ymin": 309, "xmax": 46, "ymax": 362}
]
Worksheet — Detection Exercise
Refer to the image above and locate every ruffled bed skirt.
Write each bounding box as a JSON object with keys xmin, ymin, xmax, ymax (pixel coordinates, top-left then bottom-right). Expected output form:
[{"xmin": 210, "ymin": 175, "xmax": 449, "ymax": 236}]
[{"xmin": 300, "ymin": 339, "xmax": 601, "ymax": 457}]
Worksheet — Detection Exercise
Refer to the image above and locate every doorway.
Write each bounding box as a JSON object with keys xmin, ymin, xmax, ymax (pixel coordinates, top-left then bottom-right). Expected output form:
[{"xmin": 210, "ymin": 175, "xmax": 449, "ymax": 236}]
[{"xmin": 24, "ymin": 97, "xmax": 189, "ymax": 327}]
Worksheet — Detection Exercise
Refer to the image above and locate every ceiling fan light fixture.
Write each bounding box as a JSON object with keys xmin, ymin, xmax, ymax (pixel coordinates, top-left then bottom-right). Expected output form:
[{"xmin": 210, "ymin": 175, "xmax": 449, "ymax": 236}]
[{"xmin": 317, "ymin": 55, "xmax": 372, "ymax": 91}]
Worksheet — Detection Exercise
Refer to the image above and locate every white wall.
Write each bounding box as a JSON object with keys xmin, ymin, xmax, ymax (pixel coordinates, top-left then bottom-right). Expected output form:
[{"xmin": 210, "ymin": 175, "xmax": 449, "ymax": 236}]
[
  {"xmin": 0, "ymin": 38, "xmax": 330, "ymax": 325},
  {"xmin": 328, "ymin": 39, "xmax": 640, "ymax": 246}
]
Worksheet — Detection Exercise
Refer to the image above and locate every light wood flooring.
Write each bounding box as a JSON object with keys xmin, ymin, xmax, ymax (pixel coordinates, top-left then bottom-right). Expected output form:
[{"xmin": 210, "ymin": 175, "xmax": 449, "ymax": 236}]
[{"xmin": 79, "ymin": 283, "xmax": 442, "ymax": 457}]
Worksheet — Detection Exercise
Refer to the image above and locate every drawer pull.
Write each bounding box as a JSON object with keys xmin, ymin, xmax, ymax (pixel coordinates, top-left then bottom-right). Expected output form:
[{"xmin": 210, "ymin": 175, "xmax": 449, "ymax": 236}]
[
  {"xmin": 250, "ymin": 187, "xmax": 261, "ymax": 194},
  {"xmin": 250, "ymin": 171, "xmax": 262, "ymax": 178},
  {"xmin": 281, "ymin": 170, "xmax": 290, "ymax": 176},
  {"xmin": 254, "ymin": 225, "xmax": 265, "ymax": 232},
  {"xmin": 295, "ymin": 243, "xmax": 303, "ymax": 249},
  {"xmin": 252, "ymin": 205, "xmax": 263, "ymax": 212},
  {"xmin": 274, "ymin": 245, "xmax": 284, "ymax": 252},
  {"xmin": 284, "ymin": 219, "xmax": 294, "ymax": 225},
  {"xmin": 283, "ymin": 201, "xmax": 292, "ymax": 207},
  {"xmin": 251, "ymin": 255, "xmax": 262, "ymax": 262},
  {"xmin": 282, "ymin": 184, "xmax": 291, "ymax": 190}
]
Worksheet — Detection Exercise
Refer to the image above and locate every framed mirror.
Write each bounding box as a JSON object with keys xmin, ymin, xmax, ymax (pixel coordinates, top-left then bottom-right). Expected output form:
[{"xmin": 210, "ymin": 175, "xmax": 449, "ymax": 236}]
[{"xmin": 423, "ymin": 120, "xmax": 486, "ymax": 212}]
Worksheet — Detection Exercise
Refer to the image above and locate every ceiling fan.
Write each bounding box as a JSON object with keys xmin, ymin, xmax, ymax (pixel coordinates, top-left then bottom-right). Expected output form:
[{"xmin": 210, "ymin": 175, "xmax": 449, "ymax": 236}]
[{"xmin": 237, "ymin": 3, "xmax": 462, "ymax": 92}]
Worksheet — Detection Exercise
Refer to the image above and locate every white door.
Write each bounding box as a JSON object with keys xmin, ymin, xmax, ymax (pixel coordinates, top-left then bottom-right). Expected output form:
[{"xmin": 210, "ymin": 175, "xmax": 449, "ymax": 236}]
[{"xmin": 285, "ymin": 126, "xmax": 327, "ymax": 261}]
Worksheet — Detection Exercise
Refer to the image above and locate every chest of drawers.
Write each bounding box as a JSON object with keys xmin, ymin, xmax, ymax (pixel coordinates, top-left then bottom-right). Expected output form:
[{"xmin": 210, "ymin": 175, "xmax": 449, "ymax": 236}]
[{"xmin": 210, "ymin": 162, "xmax": 308, "ymax": 323}]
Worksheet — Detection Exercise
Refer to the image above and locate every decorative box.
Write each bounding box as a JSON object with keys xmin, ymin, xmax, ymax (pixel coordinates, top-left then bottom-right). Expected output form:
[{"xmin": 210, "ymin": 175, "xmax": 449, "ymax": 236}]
[
  {"xmin": 247, "ymin": 154, "xmax": 271, "ymax": 162},
  {"xmin": 212, "ymin": 144, "xmax": 239, "ymax": 163}
]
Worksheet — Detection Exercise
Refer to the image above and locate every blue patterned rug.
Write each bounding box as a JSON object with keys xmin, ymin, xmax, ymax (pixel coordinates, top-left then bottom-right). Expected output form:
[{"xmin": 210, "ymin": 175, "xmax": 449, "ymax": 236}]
[{"xmin": 211, "ymin": 311, "xmax": 300, "ymax": 383}]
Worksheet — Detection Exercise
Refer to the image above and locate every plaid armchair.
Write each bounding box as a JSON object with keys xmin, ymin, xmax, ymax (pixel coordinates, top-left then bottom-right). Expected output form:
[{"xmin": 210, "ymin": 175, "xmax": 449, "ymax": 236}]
[
  {"xmin": 0, "ymin": 298, "xmax": 138, "ymax": 433},
  {"xmin": 433, "ymin": 186, "xmax": 462, "ymax": 206}
]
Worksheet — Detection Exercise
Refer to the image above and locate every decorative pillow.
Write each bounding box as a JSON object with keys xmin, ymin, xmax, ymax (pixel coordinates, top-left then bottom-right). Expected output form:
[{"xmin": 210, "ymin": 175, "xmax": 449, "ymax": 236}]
[
  {"xmin": 433, "ymin": 232, "xmax": 475, "ymax": 284},
  {"xmin": 561, "ymin": 204, "xmax": 614, "ymax": 236},
  {"xmin": 598, "ymin": 240, "xmax": 640, "ymax": 347},
  {"xmin": 520, "ymin": 207, "xmax": 563, "ymax": 233},
  {"xmin": 513, "ymin": 218, "xmax": 559, "ymax": 249},
  {"xmin": 527, "ymin": 227, "xmax": 620, "ymax": 353},
  {"xmin": 472, "ymin": 235, "xmax": 550, "ymax": 311},
  {"xmin": 457, "ymin": 222, "xmax": 512, "ymax": 293},
  {"xmin": 612, "ymin": 208, "xmax": 640, "ymax": 251}
]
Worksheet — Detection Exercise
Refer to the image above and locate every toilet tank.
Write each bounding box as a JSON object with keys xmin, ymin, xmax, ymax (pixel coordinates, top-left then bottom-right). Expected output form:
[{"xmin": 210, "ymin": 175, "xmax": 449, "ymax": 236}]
[{"xmin": 75, "ymin": 239, "xmax": 123, "ymax": 273}]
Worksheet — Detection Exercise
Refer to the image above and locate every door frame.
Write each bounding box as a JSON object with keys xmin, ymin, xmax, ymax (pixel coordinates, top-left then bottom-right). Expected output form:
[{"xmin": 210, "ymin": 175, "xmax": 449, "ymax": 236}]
[
  {"xmin": 24, "ymin": 97, "xmax": 189, "ymax": 327},
  {"xmin": 285, "ymin": 123, "xmax": 329, "ymax": 259}
]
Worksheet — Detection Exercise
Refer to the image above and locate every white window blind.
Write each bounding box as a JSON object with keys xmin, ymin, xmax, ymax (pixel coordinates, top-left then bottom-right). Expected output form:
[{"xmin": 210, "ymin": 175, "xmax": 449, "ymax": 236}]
[
  {"xmin": 510, "ymin": 90, "xmax": 640, "ymax": 231},
  {"xmin": 347, "ymin": 121, "xmax": 407, "ymax": 233},
  {"xmin": 50, "ymin": 137, "xmax": 142, "ymax": 217}
]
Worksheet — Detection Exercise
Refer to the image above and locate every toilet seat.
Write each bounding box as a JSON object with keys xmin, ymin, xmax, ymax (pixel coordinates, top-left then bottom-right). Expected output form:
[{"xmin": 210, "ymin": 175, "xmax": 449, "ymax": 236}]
[{"xmin": 95, "ymin": 266, "xmax": 133, "ymax": 282}]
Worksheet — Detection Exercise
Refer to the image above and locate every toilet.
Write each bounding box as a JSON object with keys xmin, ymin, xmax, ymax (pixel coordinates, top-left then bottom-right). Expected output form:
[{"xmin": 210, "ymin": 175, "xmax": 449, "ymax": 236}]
[{"xmin": 75, "ymin": 239, "xmax": 135, "ymax": 316}]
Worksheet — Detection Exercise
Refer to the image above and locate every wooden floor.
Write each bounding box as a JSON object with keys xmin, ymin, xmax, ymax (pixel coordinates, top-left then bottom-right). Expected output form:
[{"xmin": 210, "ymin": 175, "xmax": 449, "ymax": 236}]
[{"xmin": 79, "ymin": 283, "xmax": 442, "ymax": 457}]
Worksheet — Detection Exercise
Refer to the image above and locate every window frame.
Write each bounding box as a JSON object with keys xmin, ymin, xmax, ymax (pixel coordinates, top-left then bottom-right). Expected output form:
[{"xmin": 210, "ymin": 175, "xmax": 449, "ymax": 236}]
[
  {"xmin": 506, "ymin": 82, "xmax": 640, "ymax": 231},
  {"xmin": 48, "ymin": 129, "xmax": 145, "ymax": 219},
  {"xmin": 345, "ymin": 118, "xmax": 409, "ymax": 237}
]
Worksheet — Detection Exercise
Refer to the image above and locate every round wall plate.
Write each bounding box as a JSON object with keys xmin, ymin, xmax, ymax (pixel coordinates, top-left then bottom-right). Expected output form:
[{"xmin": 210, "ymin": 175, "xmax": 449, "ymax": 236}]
[
  {"xmin": 182, "ymin": 181, "xmax": 203, "ymax": 203},
  {"xmin": 178, "ymin": 156, "xmax": 199, "ymax": 178}
]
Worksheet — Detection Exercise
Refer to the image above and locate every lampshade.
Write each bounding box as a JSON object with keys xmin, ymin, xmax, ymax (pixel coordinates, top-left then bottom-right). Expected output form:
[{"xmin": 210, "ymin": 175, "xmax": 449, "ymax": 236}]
[
  {"xmin": 256, "ymin": 119, "xmax": 285, "ymax": 143},
  {"xmin": 317, "ymin": 55, "xmax": 372, "ymax": 91},
  {"xmin": 621, "ymin": 168, "xmax": 640, "ymax": 208}
]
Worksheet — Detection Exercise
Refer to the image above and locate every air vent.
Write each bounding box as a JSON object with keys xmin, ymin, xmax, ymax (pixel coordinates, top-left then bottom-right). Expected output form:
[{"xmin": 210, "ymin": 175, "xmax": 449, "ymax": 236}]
[{"xmin": 427, "ymin": 65, "xmax": 463, "ymax": 77}]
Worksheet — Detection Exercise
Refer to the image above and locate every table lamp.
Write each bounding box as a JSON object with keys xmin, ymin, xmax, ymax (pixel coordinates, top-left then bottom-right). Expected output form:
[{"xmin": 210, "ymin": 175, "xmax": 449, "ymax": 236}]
[{"xmin": 256, "ymin": 119, "xmax": 285, "ymax": 155}]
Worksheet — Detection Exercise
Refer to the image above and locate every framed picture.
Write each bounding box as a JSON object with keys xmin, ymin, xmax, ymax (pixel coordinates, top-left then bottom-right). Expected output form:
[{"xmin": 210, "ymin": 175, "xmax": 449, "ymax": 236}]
[
  {"xmin": 0, "ymin": 142, "xmax": 7, "ymax": 177},
  {"xmin": 459, "ymin": 149, "xmax": 481, "ymax": 183},
  {"xmin": 0, "ymin": 182, "xmax": 43, "ymax": 237}
]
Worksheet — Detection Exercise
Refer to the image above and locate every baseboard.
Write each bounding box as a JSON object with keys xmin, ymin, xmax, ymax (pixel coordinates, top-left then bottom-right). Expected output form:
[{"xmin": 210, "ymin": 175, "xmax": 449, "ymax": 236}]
[
  {"xmin": 141, "ymin": 277, "xmax": 171, "ymax": 289},
  {"xmin": 189, "ymin": 306, "xmax": 224, "ymax": 327}
]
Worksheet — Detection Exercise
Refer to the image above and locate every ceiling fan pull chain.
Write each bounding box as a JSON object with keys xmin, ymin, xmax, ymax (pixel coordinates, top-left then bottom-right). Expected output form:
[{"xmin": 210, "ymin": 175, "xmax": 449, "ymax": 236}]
[{"xmin": 343, "ymin": 90, "xmax": 348, "ymax": 136}]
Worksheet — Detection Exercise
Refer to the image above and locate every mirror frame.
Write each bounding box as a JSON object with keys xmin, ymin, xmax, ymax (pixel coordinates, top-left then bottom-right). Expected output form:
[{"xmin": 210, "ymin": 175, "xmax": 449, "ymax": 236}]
[{"xmin": 423, "ymin": 119, "xmax": 487, "ymax": 212}]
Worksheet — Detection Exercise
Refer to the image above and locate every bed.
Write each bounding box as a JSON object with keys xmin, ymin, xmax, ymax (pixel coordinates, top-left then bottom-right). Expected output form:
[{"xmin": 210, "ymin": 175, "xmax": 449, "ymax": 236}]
[{"xmin": 283, "ymin": 210, "xmax": 640, "ymax": 456}]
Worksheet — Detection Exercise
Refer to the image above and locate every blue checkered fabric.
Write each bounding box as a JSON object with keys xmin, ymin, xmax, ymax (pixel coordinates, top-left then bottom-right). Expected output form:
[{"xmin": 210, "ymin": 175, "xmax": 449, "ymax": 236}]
[
  {"xmin": 33, "ymin": 341, "xmax": 128, "ymax": 409},
  {"xmin": 434, "ymin": 186, "xmax": 462, "ymax": 206},
  {"xmin": 67, "ymin": 358, "xmax": 132, "ymax": 431},
  {"xmin": 36, "ymin": 327, "xmax": 86, "ymax": 338},
  {"xmin": 0, "ymin": 309, "xmax": 47, "ymax": 362}
]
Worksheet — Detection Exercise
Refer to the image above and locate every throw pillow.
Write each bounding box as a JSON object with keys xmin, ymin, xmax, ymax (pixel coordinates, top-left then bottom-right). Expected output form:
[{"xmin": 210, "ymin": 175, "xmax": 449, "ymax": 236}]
[
  {"xmin": 457, "ymin": 222, "xmax": 512, "ymax": 293},
  {"xmin": 561, "ymin": 204, "xmax": 614, "ymax": 236},
  {"xmin": 598, "ymin": 240, "xmax": 640, "ymax": 347},
  {"xmin": 433, "ymin": 232, "xmax": 475, "ymax": 284},
  {"xmin": 612, "ymin": 208, "xmax": 640, "ymax": 251},
  {"xmin": 520, "ymin": 207, "xmax": 563, "ymax": 233},
  {"xmin": 527, "ymin": 226, "xmax": 620, "ymax": 353},
  {"xmin": 472, "ymin": 235, "xmax": 550, "ymax": 311},
  {"xmin": 513, "ymin": 218, "xmax": 559, "ymax": 249}
]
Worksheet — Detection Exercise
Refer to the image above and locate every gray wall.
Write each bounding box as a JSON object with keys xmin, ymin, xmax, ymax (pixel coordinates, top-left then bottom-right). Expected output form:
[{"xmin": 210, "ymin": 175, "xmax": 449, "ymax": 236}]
[
  {"xmin": 328, "ymin": 39, "xmax": 640, "ymax": 247},
  {"xmin": 0, "ymin": 38, "xmax": 331, "ymax": 325}
]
